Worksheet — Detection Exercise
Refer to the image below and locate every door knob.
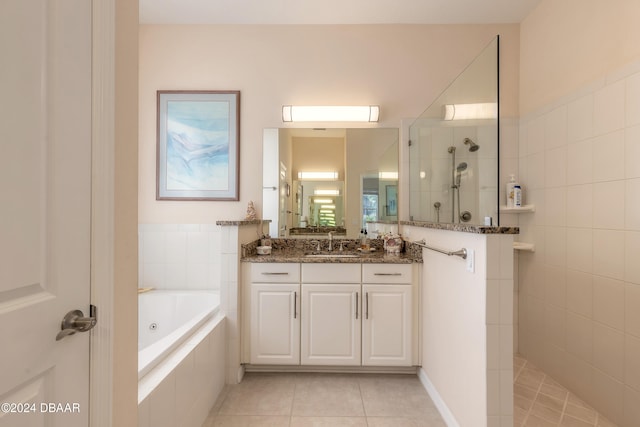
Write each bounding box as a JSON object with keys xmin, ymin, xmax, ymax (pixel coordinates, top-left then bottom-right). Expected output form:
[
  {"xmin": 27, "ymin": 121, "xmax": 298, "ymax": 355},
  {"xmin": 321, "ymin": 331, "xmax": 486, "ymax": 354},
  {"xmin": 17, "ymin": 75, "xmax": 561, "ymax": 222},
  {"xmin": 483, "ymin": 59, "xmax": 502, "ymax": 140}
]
[{"xmin": 56, "ymin": 306, "xmax": 97, "ymax": 341}]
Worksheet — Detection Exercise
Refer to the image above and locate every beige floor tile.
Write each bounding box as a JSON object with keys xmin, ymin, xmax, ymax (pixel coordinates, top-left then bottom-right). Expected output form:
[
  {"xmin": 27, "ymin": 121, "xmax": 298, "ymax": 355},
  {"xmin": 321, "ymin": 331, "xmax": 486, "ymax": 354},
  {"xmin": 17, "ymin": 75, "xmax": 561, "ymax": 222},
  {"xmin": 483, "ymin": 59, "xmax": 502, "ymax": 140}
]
[
  {"xmin": 358, "ymin": 375, "xmax": 438, "ymax": 417},
  {"xmin": 530, "ymin": 401, "xmax": 563, "ymax": 424},
  {"xmin": 535, "ymin": 393, "xmax": 565, "ymax": 413},
  {"xmin": 595, "ymin": 415, "xmax": 618, "ymax": 427},
  {"xmin": 292, "ymin": 374, "xmax": 365, "ymax": 416},
  {"xmin": 560, "ymin": 414, "xmax": 595, "ymax": 427},
  {"xmin": 515, "ymin": 394, "xmax": 535, "ymax": 412},
  {"xmin": 515, "ymin": 383, "xmax": 539, "ymax": 400},
  {"xmin": 366, "ymin": 415, "xmax": 447, "ymax": 427},
  {"xmin": 516, "ymin": 368, "xmax": 546, "ymax": 390},
  {"xmin": 524, "ymin": 413, "xmax": 558, "ymax": 427},
  {"xmin": 290, "ymin": 416, "xmax": 367, "ymax": 427},
  {"xmin": 218, "ymin": 374, "xmax": 296, "ymax": 416},
  {"xmin": 540, "ymin": 382, "xmax": 569, "ymax": 402},
  {"xmin": 564, "ymin": 403, "xmax": 597, "ymax": 424},
  {"xmin": 208, "ymin": 415, "xmax": 291, "ymax": 427}
]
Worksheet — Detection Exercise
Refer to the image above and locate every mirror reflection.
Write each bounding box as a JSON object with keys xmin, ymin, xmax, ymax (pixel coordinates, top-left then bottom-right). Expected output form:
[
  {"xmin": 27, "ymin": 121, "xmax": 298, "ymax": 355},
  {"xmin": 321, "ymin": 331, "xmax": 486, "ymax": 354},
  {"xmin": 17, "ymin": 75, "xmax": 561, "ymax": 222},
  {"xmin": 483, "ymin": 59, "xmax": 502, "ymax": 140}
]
[
  {"xmin": 409, "ymin": 36, "xmax": 499, "ymax": 226},
  {"xmin": 263, "ymin": 128, "xmax": 398, "ymax": 238}
]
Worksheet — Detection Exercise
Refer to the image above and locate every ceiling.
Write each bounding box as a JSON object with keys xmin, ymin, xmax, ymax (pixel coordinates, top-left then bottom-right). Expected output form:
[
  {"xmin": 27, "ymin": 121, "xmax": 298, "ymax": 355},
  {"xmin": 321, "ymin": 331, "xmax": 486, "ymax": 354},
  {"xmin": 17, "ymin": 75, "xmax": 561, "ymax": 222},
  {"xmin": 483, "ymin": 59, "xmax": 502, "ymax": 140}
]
[{"xmin": 140, "ymin": 0, "xmax": 541, "ymax": 25}]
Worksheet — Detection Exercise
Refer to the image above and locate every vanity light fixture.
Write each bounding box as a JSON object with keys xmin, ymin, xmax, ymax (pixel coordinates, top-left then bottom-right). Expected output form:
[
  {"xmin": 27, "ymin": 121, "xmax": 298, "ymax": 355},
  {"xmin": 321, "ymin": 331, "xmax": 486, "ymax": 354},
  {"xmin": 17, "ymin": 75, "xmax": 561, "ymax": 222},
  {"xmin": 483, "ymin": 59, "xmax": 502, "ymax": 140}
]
[
  {"xmin": 378, "ymin": 171, "xmax": 399, "ymax": 180},
  {"xmin": 297, "ymin": 171, "xmax": 338, "ymax": 180},
  {"xmin": 442, "ymin": 103, "xmax": 497, "ymax": 121},
  {"xmin": 282, "ymin": 105, "xmax": 380, "ymax": 122},
  {"xmin": 313, "ymin": 198, "xmax": 333, "ymax": 204},
  {"xmin": 320, "ymin": 204, "xmax": 336, "ymax": 209},
  {"xmin": 314, "ymin": 189, "xmax": 340, "ymax": 196}
]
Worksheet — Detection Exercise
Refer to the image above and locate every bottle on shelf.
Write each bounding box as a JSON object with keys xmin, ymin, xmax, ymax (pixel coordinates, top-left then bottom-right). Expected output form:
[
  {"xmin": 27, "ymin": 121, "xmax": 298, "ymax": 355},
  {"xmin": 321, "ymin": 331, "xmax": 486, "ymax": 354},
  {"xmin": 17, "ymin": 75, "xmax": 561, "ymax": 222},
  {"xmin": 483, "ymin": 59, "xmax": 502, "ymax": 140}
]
[{"xmin": 506, "ymin": 174, "xmax": 518, "ymax": 208}]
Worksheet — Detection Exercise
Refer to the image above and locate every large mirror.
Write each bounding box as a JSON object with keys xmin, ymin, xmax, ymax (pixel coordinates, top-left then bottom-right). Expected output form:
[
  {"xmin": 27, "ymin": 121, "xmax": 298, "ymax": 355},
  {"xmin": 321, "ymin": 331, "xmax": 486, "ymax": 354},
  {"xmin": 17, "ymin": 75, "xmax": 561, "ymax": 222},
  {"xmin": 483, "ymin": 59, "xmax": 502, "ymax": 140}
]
[
  {"xmin": 409, "ymin": 36, "xmax": 499, "ymax": 226},
  {"xmin": 263, "ymin": 128, "xmax": 398, "ymax": 238}
]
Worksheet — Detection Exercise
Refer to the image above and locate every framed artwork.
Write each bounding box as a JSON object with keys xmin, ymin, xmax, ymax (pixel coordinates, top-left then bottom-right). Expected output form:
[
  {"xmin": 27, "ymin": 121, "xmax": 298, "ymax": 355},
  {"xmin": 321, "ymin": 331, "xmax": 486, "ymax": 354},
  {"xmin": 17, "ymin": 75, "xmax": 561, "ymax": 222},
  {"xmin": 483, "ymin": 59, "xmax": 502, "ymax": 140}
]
[
  {"xmin": 386, "ymin": 185, "xmax": 398, "ymax": 216},
  {"xmin": 156, "ymin": 90, "xmax": 240, "ymax": 200}
]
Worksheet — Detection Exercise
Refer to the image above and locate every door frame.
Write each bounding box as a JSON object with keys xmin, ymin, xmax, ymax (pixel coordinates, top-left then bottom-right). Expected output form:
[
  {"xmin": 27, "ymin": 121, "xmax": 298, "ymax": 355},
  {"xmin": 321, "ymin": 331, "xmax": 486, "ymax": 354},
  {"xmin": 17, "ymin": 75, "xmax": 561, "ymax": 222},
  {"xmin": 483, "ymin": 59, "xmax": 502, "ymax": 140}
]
[{"xmin": 90, "ymin": 0, "xmax": 116, "ymax": 425}]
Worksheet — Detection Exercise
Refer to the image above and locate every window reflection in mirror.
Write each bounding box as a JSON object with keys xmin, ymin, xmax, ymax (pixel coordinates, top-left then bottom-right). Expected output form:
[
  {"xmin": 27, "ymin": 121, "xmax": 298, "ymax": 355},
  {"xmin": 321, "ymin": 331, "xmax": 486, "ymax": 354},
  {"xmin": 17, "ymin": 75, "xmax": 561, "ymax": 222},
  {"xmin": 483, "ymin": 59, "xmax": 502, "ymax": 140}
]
[{"xmin": 263, "ymin": 128, "xmax": 398, "ymax": 239}]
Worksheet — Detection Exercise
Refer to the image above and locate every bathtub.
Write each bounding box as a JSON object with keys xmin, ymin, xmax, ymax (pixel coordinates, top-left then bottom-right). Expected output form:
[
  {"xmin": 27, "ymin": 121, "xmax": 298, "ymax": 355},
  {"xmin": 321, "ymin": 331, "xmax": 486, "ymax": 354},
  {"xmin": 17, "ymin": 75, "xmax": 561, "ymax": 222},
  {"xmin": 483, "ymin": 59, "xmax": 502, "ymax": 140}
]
[{"xmin": 138, "ymin": 290, "xmax": 226, "ymax": 427}]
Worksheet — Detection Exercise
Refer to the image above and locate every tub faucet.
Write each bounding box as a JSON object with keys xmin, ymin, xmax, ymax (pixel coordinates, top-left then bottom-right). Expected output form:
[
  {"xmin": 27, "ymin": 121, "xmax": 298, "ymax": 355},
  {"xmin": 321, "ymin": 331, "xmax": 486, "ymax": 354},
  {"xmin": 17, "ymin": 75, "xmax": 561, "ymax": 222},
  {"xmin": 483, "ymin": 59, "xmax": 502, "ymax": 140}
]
[{"xmin": 328, "ymin": 231, "xmax": 334, "ymax": 251}]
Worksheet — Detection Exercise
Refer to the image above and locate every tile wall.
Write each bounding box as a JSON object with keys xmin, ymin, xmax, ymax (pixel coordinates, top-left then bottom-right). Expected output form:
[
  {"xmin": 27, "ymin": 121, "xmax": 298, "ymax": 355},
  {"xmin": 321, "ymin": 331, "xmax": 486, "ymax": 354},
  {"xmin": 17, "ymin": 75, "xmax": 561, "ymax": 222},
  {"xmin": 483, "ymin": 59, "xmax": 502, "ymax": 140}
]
[
  {"xmin": 515, "ymin": 61, "xmax": 640, "ymax": 426},
  {"xmin": 138, "ymin": 224, "xmax": 222, "ymax": 290}
]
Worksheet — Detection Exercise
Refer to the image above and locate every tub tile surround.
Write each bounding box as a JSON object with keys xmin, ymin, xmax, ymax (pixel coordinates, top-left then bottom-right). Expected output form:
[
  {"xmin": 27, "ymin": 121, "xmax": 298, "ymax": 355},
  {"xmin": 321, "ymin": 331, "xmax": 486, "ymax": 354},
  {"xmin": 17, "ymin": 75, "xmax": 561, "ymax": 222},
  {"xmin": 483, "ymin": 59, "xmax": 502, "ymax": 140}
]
[
  {"xmin": 516, "ymin": 59, "xmax": 640, "ymax": 426},
  {"xmin": 139, "ymin": 224, "xmax": 223, "ymax": 291}
]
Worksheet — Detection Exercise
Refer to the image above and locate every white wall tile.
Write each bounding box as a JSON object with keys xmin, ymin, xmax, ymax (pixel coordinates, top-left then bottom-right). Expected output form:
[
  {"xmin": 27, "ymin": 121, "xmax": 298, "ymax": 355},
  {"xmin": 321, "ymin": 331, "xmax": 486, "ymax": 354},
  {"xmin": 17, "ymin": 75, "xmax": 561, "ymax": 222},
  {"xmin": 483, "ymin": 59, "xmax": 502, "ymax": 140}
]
[
  {"xmin": 143, "ymin": 231, "xmax": 166, "ymax": 264},
  {"xmin": 544, "ymin": 304, "xmax": 566, "ymax": 350},
  {"xmin": 545, "ymin": 187, "xmax": 567, "ymax": 226},
  {"xmin": 544, "ymin": 105, "xmax": 568, "ymax": 150},
  {"xmin": 625, "ymin": 334, "xmax": 640, "ymax": 392},
  {"xmin": 527, "ymin": 115, "xmax": 545, "ymax": 155},
  {"xmin": 187, "ymin": 232, "xmax": 209, "ymax": 264},
  {"xmin": 592, "ymin": 369, "xmax": 624, "ymax": 424},
  {"xmin": 626, "ymin": 72, "xmax": 640, "ymax": 127},
  {"xmin": 593, "ymin": 130, "xmax": 625, "ymax": 182},
  {"xmin": 593, "ymin": 276, "xmax": 625, "ymax": 331},
  {"xmin": 593, "ymin": 80, "xmax": 625, "ymax": 136},
  {"xmin": 567, "ymin": 139, "xmax": 594, "ymax": 185},
  {"xmin": 593, "ymin": 323, "xmax": 624, "ymax": 381},
  {"xmin": 545, "ymin": 227, "xmax": 566, "ymax": 267},
  {"xmin": 500, "ymin": 280, "xmax": 514, "ymax": 324},
  {"xmin": 566, "ymin": 269, "xmax": 593, "ymax": 318},
  {"xmin": 625, "ymin": 231, "xmax": 640, "ymax": 285},
  {"xmin": 567, "ymin": 94, "xmax": 594, "ymax": 143},
  {"xmin": 593, "ymin": 181, "xmax": 625, "ymax": 230},
  {"xmin": 165, "ymin": 231, "xmax": 187, "ymax": 265},
  {"xmin": 544, "ymin": 146, "xmax": 567, "ymax": 188},
  {"xmin": 186, "ymin": 263, "xmax": 208, "ymax": 289},
  {"xmin": 625, "ymin": 179, "xmax": 640, "ymax": 230},
  {"xmin": 625, "ymin": 125, "xmax": 640, "ymax": 178},
  {"xmin": 526, "ymin": 152, "xmax": 545, "ymax": 190},
  {"xmin": 566, "ymin": 228, "xmax": 593, "ymax": 274},
  {"xmin": 499, "ymin": 369, "xmax": 514, "ymax": 415},
  {"xmin": 593, "ymin": 230, "xmax": 625, "ymax": 281},
  {"xmin": 487, "ymin": 324, "xmax": 499, "ymax": 369},
  {"xmin": 566, "ymin": 312, "xmax": 593, "ymax": 363},
  {"xmin": 544, "ymin": 264, "xmax": 567, "ymax": 308},
  {"xmin": 142, "ymin": 263, "xmax": 167, "ymax": 289},
  {"xmin": 164, "ymin": 263, "xmax": 187, "ymax": 288},
  {"xmin": 149, "ymin": 371, "xmax": 176, "ymax": 427},
  {"xmin": 626, "ymin": 283, "xmax": 640, "ymax": 338},
  {"xmin": 566, "ymin": 184, "xmax": 593, "ymax": 228}
]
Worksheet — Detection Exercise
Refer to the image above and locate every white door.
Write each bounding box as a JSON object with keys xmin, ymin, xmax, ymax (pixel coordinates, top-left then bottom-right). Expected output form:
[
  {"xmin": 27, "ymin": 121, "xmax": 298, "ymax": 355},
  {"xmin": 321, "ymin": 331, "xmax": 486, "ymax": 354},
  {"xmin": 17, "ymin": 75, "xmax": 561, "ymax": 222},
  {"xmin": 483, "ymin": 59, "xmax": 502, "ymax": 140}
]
[
  {"xmin": 0, "ymin": 1, "xmax": 92, "ymax": 426},
  {"xmin": 362, "ymin": 285, "xmax": 412, "ymax": 366},
  {"xmin": 301, "ymin": 284, "xmax": 361, "ymax": 365},
  {"xmin": 250, "ymin": 284, "xmax": 300, "ymax": 365}
]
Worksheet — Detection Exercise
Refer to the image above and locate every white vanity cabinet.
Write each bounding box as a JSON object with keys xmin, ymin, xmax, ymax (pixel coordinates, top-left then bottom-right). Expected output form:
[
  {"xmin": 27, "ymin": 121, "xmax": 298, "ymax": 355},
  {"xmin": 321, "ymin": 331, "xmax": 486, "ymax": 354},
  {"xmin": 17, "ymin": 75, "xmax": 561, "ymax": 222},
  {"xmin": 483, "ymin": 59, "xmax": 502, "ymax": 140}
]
[
  {"xmin": 361, "ymin": 264, "xmax": 413, "ymax": 366},
  {"xmin": 301, "ymin": 264, "xmax": 361, "ymax": 365},
  {"xmin": 249, "ymin": 263, "xmax": 300, "ymax": 365}
]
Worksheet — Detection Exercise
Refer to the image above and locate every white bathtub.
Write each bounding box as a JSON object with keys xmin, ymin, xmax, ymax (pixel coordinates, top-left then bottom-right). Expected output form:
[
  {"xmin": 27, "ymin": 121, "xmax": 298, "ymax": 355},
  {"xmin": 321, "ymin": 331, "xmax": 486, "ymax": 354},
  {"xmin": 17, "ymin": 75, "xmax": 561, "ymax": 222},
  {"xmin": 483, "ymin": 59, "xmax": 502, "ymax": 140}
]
[
  {"xmin": 138, "ymin": 290, "xmax": 225, "ymax": 427},
  {"xmin": 138, "ymin": 290, "xmax": 220, "ymax": 378}
]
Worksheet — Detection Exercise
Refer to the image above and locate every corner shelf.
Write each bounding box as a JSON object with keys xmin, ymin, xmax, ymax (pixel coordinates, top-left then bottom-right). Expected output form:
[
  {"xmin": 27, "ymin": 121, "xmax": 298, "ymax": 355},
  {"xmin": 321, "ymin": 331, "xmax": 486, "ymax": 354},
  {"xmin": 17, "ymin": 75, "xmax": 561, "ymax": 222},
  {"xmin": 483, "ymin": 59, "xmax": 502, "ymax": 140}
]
[
  {"xmin": 513, "ymin": 242, "xmax": 535, "ymax": 252},
  {"xmin": 499, "ymin": 204, "xmax": 535, "ymax": 213}
]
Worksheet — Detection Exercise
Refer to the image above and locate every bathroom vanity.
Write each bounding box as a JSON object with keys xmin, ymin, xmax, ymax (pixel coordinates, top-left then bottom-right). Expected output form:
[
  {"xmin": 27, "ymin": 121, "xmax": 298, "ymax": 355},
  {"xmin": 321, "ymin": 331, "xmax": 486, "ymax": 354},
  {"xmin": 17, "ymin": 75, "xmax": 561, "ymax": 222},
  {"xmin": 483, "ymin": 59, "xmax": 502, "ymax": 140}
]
[{"xmin": 240, "ymin": 241, "xmax": 420, "ymax": 369}]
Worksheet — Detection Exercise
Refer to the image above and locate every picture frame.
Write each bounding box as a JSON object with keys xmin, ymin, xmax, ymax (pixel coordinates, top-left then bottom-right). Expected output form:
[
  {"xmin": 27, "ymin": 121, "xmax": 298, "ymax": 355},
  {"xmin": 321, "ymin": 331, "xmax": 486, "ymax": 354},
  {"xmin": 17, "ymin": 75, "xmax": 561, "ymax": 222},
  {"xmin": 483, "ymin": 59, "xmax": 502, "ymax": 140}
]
[
  {"xmin": 156, "ymin": 90, "xmax": 240, "ymax": 200},
  {"xmin": 385, "ymin": 185, "xmax": 398, "ymax": 216}
]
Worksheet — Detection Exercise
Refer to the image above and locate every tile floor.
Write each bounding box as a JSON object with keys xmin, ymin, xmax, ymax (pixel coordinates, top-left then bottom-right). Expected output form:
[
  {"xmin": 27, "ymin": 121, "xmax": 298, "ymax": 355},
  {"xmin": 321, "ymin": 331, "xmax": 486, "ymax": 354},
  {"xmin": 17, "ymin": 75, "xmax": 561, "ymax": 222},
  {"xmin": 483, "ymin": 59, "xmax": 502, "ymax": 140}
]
[
  {"xmin": 201, "ymin": 372, "xmax": 447, "ymax": 426},
  {"xmin": 514, "ymin": 354, "xmax": 617, "ymax": 427},
  {"xmin": 201, "ymin": 356, "xmax": 619, "ymax": 427}
]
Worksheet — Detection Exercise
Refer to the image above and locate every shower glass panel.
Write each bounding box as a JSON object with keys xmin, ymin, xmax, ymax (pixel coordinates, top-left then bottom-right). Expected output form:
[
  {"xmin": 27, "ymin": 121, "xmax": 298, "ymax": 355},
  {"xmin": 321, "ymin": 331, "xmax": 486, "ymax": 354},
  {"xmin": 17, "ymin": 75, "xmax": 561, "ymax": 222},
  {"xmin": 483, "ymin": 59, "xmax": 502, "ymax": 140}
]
[{"xmin": 409, "ymin": 36, "xmax": 499, "ymax": 226}]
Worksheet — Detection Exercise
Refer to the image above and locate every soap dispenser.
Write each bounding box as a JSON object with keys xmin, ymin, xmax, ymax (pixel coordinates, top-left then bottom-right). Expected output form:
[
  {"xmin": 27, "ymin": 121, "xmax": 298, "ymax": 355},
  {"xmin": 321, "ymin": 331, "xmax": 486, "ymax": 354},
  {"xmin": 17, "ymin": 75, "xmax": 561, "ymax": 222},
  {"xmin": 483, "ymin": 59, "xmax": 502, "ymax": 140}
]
[{"xmin": 506, "ymin": 174, "xmax": 518, "ymax": 208}]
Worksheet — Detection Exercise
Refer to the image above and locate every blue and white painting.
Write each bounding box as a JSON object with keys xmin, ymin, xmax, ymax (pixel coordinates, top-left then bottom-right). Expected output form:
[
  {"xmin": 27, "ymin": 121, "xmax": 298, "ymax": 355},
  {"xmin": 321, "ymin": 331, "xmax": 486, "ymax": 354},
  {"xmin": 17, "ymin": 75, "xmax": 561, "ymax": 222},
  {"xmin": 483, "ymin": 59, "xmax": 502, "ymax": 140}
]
[{"xmin": 166, "ymin": 100, "xmax": 230, "ymax": 191}]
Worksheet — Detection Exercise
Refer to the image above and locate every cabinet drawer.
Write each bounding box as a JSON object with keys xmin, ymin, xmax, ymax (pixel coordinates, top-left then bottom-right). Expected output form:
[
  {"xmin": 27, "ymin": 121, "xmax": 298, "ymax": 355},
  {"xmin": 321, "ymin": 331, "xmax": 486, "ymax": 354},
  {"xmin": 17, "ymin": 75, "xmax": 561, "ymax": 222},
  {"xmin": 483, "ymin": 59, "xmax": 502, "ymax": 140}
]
[
  {"xmin": 301, "ymin": 263, "xmax": 361, "ymax": 283},
  {"xmin": 251, "ymin": 263, "xmax": 300, "ymax": 283},
  {"xmin": 362, "ymin": 264, "xmax": 412, "ymax": 284}
]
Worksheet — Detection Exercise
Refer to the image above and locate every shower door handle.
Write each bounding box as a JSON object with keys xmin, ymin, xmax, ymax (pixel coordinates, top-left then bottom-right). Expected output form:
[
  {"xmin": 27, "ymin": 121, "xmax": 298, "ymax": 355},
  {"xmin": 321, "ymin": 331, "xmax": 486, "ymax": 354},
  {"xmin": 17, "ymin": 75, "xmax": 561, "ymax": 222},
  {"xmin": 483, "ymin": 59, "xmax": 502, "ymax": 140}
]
[{"xmin": 56, "ymin": 305, "xmax": 97, "ymax": 341}]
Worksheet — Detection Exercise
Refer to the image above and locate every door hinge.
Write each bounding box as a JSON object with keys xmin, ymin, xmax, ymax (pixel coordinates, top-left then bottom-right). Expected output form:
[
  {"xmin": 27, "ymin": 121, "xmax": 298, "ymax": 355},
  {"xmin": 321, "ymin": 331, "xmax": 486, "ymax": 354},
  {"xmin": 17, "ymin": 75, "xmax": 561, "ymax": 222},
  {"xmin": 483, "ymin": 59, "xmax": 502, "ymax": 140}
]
[{"xmin": 408, "ymin": 139, "xmax": 412, "ymax": 147}]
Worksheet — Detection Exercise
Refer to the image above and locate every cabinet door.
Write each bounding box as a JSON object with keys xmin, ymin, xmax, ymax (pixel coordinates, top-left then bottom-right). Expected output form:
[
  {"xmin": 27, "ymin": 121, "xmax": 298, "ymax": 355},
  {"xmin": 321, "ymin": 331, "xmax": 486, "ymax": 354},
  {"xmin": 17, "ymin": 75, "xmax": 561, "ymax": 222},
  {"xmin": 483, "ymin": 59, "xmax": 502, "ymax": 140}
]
[
  {"xmin": 362, "ymin": 284, "xmax": 412, "ymax": 366},
  {"xmin": 301, "ymin": 284, "xmax": 361, "ymax": 365},
  {"xmin": 250, "ymin": 283, "xmax": 300, "ymax": 365}
]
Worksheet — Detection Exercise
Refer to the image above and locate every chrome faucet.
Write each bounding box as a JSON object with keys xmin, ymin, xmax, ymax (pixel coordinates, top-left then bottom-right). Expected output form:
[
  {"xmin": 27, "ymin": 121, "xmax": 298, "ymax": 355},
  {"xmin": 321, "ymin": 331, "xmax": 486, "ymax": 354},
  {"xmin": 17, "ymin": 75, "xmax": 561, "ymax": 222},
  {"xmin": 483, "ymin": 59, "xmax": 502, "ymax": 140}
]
[{"xmin": 328, "ymin": 231, "xmax": 334, "ymax": 251}]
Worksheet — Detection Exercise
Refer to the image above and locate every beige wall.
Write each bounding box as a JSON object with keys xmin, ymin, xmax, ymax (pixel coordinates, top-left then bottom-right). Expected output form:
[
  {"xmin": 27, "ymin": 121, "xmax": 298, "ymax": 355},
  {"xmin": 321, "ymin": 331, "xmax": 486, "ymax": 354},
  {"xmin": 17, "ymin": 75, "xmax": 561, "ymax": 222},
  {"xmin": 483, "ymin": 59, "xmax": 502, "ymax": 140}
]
[
  {"xmin": 114, "ymin": 0, "xmax": 139, "ymax": 425},
  {"xmin": 517, "ymin": 1, "xmax": 640, "ymax": 425},
  {"xmin": 520, "ymin": 0, "xmax": 640, "ymax": 115},
  {"xmin": 139, "ymin": 24, "xmax": 520, "ymax": 224}
]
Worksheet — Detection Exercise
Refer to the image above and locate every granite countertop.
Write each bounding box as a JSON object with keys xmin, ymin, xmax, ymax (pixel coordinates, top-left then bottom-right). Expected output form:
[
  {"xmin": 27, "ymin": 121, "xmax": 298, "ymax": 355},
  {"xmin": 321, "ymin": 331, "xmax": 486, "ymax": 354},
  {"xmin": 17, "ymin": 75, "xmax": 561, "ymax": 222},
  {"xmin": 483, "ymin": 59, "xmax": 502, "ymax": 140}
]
[
  {"xmin": 400, "ymin": 221, "xmax": 519, "ymax": 234},
  {"xmin": 242, "ymin": 250, "xmax": 416, "ymax": 264},
  {"xmin": 241, "ymin": 238, "xmax": 422, "ymax": 264}
]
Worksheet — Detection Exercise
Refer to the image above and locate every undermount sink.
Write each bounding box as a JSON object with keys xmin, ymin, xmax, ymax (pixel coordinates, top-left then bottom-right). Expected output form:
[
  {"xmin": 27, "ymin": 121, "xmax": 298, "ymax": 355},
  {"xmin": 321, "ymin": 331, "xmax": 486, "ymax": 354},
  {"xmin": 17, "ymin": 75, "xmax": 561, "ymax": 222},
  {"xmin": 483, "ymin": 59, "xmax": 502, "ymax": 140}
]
[{"xmin": 304, "ymin": 254, "xmax": 360, "ymax": 258}]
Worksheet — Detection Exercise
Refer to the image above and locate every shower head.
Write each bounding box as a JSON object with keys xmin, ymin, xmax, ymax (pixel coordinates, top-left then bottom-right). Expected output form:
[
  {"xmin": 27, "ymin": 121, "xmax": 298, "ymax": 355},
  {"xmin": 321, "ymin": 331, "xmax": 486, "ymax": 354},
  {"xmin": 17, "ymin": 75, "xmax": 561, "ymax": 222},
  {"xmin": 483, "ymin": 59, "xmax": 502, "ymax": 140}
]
[
  {"xmin": 447, "ymin": 146, "xmax": 456, "ymax": 153},
  {"xmin": 455, "ymin": 162, "xmax": 467, "ymax": 186},
  {"xmin": 464, "ymin": 138, "xmax": 480, "ymax": 152}
]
